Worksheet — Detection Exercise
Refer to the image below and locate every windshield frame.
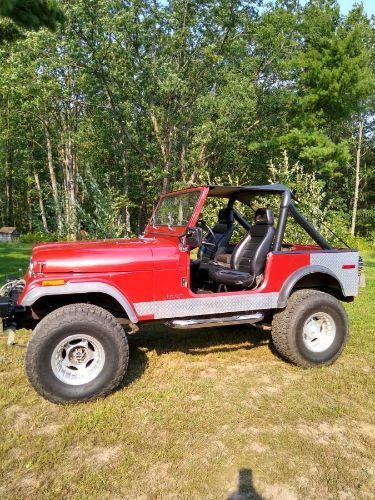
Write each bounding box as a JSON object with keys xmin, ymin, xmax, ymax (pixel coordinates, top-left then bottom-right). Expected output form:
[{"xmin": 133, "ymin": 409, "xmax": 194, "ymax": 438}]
[{"xmin": 145, "ymin": 187, "xmax": 209, "ymax": 237}]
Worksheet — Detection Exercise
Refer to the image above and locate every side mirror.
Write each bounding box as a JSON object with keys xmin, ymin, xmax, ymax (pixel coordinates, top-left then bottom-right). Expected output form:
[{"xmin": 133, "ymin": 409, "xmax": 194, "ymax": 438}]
[{"xmin": 183, "ymin": 227, "xmax": 203, "ymax": 248}]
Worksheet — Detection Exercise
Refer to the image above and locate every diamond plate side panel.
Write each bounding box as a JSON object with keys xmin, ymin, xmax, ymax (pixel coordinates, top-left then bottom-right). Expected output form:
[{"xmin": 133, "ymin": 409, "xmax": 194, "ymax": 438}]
[
  {"xmin": 310, "ymin": 251, "xmax": 359, "ymax": 296},
  {"xmin": 134, "ymin": 292, "xmax": 279, "ymax": 319}
]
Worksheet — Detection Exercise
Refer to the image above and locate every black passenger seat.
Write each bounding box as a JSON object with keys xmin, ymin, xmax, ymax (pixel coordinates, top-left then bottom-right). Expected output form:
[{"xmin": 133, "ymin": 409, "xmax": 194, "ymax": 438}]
[{"xmin": 208, "ymin": 208, "xmax": 275, "ymax": 288}]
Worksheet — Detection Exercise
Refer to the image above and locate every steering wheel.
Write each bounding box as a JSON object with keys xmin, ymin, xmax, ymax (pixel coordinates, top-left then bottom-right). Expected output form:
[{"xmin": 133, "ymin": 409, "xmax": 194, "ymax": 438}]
[{"xmin": 199, "ymin": 220, "xmax": 218, "ymax": 253}]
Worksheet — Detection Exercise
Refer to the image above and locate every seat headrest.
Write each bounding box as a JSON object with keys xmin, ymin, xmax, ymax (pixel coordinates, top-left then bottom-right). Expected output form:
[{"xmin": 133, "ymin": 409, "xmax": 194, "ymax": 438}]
[
  {"xmin": 254, "ymin": 208, "xmax": 274, "ymax": 225},
  {"xmin": 218, "ymin": 208, "xmax": 233, "ymax": 224}
]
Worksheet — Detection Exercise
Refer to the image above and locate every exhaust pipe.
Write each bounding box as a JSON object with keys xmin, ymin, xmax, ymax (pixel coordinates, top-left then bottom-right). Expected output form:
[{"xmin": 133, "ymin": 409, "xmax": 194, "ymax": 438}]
[{"xmin": 167, "ymin": 312, "xmax": 263, "ymax": 329}]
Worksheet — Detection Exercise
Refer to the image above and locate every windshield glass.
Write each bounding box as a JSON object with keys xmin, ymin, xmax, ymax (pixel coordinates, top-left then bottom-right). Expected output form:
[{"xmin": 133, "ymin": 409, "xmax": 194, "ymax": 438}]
[{"xmin": 153, "ymin": 191, "xmax": 201, "ymax": 226}]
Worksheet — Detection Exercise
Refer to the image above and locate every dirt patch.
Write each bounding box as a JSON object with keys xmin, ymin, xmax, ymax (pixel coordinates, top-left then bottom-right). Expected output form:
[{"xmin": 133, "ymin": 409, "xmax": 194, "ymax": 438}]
[
  {"xmin": 338, "ymin": 490, "xmax": 357, "ymax": 500},
  {"xmin": 2, "ymin": 472, "xmax": 46, "ymax": 496},
  {"xmin": 4, "ymin": 404, "xmax": 32, "ymax": 431},
  {"xmin": 262, "ymin": 483, "xmax": 298, "ymax": 500},
  {"xmin": 131, "ymin": 461, "xmax": 177, "ymax": 496},
  {"xmin": 297, "ymin": 421, "xmax": 346, "ymax": 445},
  {"xmin": 199, "ymin": 367, "xmax": 218, "ymax": 378},
  {"xmin": 263, "ymin": 385, "xmax": 280, "ymax": 395},
  {"xmin": 247, "ymin": 441, "xmax": 268, "ymax": 453},
  {"xmin": 190, "ymin": 394, "xmax": 203, "ymax": 401},
  {"xmin": 147, "ymin": 461, "xmax": 172, "ymax": 483},
  {"xmin": 258, "ymin": 374, "xmax": 273, "ymax": 385},
  {"xmin": 226, "ymin": 363, "xmax": 257, "ymax": 374},
  {"xmin": 35, "ymin": 423, "xmax": 64, "ymax": 436},
  {"xmin": 296, "ymin": 475, "xmax": 310, "ymax": 487},
  {"xmin": 18, "ymin": 472, "xmax": 43, "ymax": 489},
  {"xmin": 357, "ymin": 422, "xmax": 375, "ymax": 439},
  {"xmin": 237, "ymin": 425, "xmax": 262, "ymax": 436},
  {"xmin": 69, "ymin": 445, "xmax": 122, "ymax": 467},
  {"xmin": 100, "ymin": 493, "xmax": 130, "ymax": 500},
  {"xmin": 246, "ymin": 385, "xmax": 281, "ymax": 400},
  {"xmin": 362, "ymin": 366, "xmax": 374, "ymax": 373},
  {"xmin": 207, "ymin": 439, "xmax": 229, "ymax": 459},
  {"xmin": 283, "ymin": 372, "xmax": 303, "ymax": 382}
]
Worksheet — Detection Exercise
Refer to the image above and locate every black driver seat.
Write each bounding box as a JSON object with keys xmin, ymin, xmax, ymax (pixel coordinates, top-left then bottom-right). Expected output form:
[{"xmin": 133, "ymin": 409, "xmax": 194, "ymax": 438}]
[
  {"xmin": 208, "ymin": 208, "xmax": 275, "ymax": 288},
  {"xmin": 198, "ymin": 208, "xmax": 234, "ymax": 261}
]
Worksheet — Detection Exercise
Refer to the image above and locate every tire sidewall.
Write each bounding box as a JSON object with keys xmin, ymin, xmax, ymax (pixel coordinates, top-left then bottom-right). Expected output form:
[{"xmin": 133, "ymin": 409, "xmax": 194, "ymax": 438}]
[
  {"xmin": 27, "ymin": 312, "xmax": 128, "ymax": 402},
  {"xmin": 292, "ymin": 294, "xmax": 348, "ymax": 364}
]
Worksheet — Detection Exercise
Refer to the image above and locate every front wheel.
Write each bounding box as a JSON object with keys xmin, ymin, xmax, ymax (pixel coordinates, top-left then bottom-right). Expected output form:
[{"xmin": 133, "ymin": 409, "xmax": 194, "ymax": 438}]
[
  {"xmin": 271, "ymin": 289, "xmax": 348, "ymax": 367},
  {"xmin": 25, "ymin": 304, "xmax": 129, "ymax": 403}
]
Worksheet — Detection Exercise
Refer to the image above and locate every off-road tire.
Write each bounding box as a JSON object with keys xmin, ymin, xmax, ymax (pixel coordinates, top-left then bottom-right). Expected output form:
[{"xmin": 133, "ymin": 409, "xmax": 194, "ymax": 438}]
[
  {"xmin": 271, "ymin": 289, "xmax": 348, "ymax": 367},
  {"xmin": 25, "ymin": 304, "xmax": 129, "ymax": 403}
]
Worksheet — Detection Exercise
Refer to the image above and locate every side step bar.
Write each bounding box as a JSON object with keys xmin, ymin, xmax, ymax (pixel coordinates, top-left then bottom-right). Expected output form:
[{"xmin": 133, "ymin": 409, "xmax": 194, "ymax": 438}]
[{"xmin": 167, "ymin": 312, "xmax": 264, "ymax": 329}]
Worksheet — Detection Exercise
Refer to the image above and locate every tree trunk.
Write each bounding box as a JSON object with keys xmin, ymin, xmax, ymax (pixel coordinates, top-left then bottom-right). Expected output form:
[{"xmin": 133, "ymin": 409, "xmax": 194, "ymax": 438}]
[
  {"xmin": 0, "ymin": 193, "xmax": 4, "ymax": 228},
  {"xmin": 123, "ymin": 163, "xmax": 131, "ymax": 235},
  {"xmin": 5, "ymin": 139, "xmax": 13, "ymax": 226},
  {"xmin": 117, "ymin": 133, "xmax": 131, "ymax": 235},
  {"xmin": 150, "ymin": 110, "xmax": 171, "ymax": 193},
  {"xmin": 59, "ymin": 126, "xmax": 77, "ymax": 240},
  {"xmin": 34, "ymin": 171, "xmax": 48, "ymax": 232},
  {"xmin": 119, "ymin": 134, "xmax": 131, "ymax": 234},
  {"xmin": 351, "ymin": 119, "xmax": 364, "ymax": 236},
  {"xmin": 5, "ymin": 94, "xmax": 14, "ymax": 226},
  {"xmin": 137, "ymin": 180, "xmax": 147, "ymax": 235},
  {"xmin": 65, "ymin": 137, "xmax": 77, "ymax": 240},
  {"xmin": 43, "ymin": 119, "xmax": 62, "ymax": 234},
  {"xmin": 26, "ymin": 186, "xmax": 32, "ymax": 232}
]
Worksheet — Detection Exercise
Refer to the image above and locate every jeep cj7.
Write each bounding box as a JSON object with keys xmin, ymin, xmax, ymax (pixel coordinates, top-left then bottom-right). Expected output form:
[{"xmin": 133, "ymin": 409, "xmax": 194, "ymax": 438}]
[{"xmin": 0, "ymin": 184, "xmax": 364, "ymax": 403}]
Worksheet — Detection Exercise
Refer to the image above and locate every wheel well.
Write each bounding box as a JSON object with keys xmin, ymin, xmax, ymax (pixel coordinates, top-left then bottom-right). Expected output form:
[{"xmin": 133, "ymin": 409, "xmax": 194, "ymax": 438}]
[
  {"xmin": 31, "ymin": 293, "xmax": 130, "ymax": 321},
  {"xmin": 290, "ymin": 272, "xmax": 347, "ymax": 301}
]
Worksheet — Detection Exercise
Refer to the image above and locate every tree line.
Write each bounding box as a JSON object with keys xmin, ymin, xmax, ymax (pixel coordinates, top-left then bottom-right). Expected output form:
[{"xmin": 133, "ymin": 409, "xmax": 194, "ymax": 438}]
[{"xmin": 0, "ymin": 0, "xmax": 374, "ymax": 242}]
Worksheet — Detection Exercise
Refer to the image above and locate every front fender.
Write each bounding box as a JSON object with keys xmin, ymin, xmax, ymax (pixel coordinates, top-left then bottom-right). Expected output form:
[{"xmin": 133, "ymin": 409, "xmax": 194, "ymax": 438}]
[{"xmin": 20, "ymin": 280, "xmax": 139, "ymax": 323}]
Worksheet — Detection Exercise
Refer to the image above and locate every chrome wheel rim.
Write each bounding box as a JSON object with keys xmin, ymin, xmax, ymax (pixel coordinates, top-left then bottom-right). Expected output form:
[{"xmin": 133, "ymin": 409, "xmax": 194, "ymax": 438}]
[
  {"xmin": 302, "ymin": 312, "xmax": 336, "ymax": 353},
  {"xmin": 51, "ymin": 334, "xmax": 105, "ymax": 385}
]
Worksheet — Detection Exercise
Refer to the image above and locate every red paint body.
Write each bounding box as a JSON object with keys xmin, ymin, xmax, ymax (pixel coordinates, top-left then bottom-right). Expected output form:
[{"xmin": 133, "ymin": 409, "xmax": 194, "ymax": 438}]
[{"xmin": 18, "ymin": 187, "xmax": 358, "ymax": 321}]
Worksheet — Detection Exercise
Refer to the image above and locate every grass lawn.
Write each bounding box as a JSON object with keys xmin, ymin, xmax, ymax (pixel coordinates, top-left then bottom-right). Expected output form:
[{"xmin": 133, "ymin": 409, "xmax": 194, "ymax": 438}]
[
  {"xmin": 0, "ymin": 243, "xmax": 374, "ymax": 499},
  {"xmin": 0, "ymin": 243, "xmax": 32, "ymax": 281}
]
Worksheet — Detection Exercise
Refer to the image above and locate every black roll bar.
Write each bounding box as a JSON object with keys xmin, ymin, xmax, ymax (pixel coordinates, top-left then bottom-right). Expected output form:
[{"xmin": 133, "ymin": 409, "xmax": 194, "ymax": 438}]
[
  {"xmin": 289, "ymin": 204, "xmax": 331, "ymax": 250},
  {"xmin": 233, "ymin": 209, "xmax": 252, "ymax": 231},
  {"xmin": 273, "ymin": 190, "xmax": 291, "ymax": 251},
  {"xmin": 225, "ymin": 184, "xmax": 331, "ymax": 251}
]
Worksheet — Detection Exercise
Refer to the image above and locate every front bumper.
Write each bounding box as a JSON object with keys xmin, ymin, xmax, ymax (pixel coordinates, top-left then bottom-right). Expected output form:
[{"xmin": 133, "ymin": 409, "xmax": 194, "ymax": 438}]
[
  {"xmin": 0, "ymin": 278, "xmax": 27, "ymax": 327},
  {"xmin": 0, "ymin": 296, "xmax": 13, "ymax": 318}
]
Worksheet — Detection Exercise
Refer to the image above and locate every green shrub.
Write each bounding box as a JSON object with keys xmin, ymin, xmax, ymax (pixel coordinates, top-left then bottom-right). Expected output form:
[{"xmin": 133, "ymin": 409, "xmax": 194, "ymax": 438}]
[{"xmin": 20, "ymin": 232, "xmax": 59, "ymax": 244}]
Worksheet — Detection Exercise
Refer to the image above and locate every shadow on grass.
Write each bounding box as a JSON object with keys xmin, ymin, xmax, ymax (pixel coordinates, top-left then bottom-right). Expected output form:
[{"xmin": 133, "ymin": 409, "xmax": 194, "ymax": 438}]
[
  {"xmin": 132, "ymin": 322, "xmax": 269, "ymax": 355},
  {"xmin": 228, "ymin": 468, "xmax": 263, "ymax": 500},
  {"xmin": 120, "ymin": 323, "xmax": 270, "ymax": 388},
  {"xmin": 120, "ymin": 343, "xmax": 149, "ymax": 388}
]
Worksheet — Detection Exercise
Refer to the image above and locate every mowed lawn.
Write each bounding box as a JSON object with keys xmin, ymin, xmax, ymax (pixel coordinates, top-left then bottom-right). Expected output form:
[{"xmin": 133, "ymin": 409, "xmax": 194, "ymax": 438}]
[
  {"xmin": 0, "ymin": 243, "xmax": 32, "ymax": 281},
  {"xmin": 0, "ymin": 243, "xmax": 374, "ymax": 499}
]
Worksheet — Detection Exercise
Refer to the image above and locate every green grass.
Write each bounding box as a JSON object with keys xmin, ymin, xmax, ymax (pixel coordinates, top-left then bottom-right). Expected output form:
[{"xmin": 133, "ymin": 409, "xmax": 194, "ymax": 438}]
[
  {"xmin": 0, "ymin": 244, "xmax": 374, "ymax": 499},
  {"xmin": 0, "ymin": 243, "xmax": 32, "ymax": 281}
]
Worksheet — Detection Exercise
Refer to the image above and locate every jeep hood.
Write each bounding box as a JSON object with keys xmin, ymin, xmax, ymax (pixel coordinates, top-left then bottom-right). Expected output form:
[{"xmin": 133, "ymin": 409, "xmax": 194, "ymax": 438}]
[{"xmin": 31, "ymin": 237, "xmax": 178, "ymax": 274}]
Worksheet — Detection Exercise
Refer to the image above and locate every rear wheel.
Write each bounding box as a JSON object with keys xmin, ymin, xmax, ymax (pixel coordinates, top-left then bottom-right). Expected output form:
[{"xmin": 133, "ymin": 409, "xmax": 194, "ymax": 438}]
[
  {"xmin": 25, "ymin": 304, "xmax": 129, "ymax": 403},
  {"xmin": 271, "ymin": 289, "xmax": 348, "ymax": 367}
]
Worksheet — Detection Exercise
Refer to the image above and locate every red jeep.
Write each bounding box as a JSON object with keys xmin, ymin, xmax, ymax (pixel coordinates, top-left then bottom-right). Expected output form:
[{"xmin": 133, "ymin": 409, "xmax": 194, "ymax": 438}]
[{"xmin": 0, "ymin": 184, "xmax": 363, "ymax": 403}]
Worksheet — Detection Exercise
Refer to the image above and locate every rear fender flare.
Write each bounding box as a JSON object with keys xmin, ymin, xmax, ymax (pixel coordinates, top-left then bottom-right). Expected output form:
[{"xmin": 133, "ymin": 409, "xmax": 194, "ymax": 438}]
[
  {"xmin": 277, "ymin": 265, "xmax": 345, "ymax": 308},
  {"xmin": 21, "ymin": 281, "xmax": 138, "ymax": 323}
]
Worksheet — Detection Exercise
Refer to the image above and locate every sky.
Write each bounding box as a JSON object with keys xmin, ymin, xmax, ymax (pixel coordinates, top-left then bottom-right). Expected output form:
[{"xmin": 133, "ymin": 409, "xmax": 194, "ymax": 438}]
[{"xmin": 337, "ymin": 0, "xmax": 375, "ymax": 16}]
